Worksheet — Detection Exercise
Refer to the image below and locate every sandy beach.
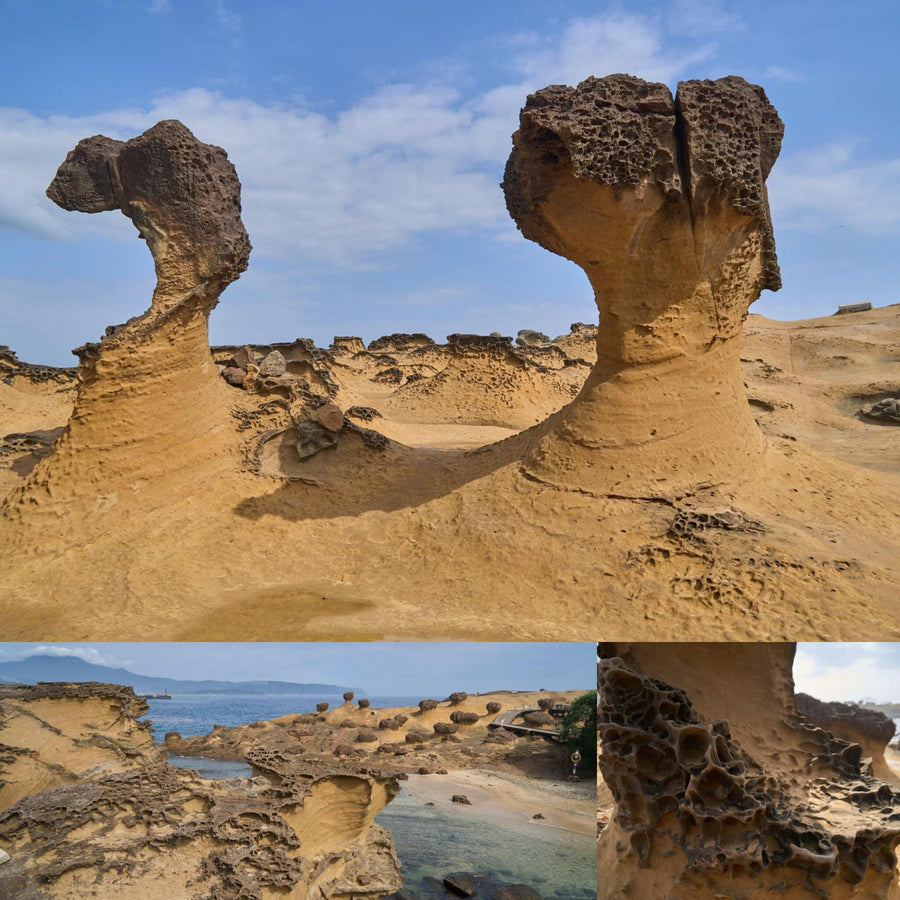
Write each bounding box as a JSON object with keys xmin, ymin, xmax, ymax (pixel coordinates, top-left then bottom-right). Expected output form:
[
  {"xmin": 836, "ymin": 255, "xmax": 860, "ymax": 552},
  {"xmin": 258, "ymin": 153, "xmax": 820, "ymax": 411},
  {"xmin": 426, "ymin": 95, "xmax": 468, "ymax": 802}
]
[{"xmin": 398, "ymin": 769, "xmax": 595, "ymax": 837}]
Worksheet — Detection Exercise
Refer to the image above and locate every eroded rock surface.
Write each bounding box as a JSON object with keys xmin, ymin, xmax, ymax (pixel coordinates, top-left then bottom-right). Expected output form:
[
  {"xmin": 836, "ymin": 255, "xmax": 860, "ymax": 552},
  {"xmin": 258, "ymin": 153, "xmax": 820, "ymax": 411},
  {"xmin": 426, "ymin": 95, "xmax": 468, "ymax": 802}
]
[
  {"xmin": 2, "ymin": 121, "xmax": 250, "ymax": 527},
  {"xmin": 503, "ymin": 75, "xmax": 783, "ymax": 497},
  {"xmin": 0, "ymin": 682, "xmax": 402, "ymax": 900},
  {"xmin": 0, "ymin": 682, "xmax": 164, "ymax": 812},
  {"xmin": 796, "ymin": 692, "xmax": 898, "ymax": 784},
  {"xmin": 596, "ymin": 646, "xmax": 900, "ymax": 899}
]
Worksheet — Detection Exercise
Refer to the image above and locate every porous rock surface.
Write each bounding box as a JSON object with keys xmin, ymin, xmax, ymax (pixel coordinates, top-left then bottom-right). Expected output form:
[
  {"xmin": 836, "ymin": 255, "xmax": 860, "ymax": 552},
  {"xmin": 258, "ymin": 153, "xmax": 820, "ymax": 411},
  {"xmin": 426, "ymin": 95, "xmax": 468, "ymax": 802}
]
[
  {"xmin": 0, "ymin": 682, "xmax": 403, "ymax": 900},
  {"xmin": 2, "ymin": 121, "xmax": 250, "ymax": 529},
  {"xmin": 503, "ymin": 74, "xmax": 783, "ymax": 497},
  {"xmin": 596, "ymin": 646, "xmax": 900, "ymax": 899},
  {"xmin": 0, "ymin": 682, "xmax": 164, "ymax": 811}
]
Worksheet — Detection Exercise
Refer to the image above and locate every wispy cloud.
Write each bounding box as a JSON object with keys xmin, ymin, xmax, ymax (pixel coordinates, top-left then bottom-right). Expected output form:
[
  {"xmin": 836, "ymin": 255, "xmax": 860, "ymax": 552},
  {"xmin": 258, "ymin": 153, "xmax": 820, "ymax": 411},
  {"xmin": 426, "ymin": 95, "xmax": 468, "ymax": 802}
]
[
  {"xmin": 667, "ymin": 0, "xmax": 743, "ymax": 38},
  {"xmin": 794, "ymin": 644, "xmax": 900, "ymax": 704},
  {"xmin": 769, "ymin": 141, "xmax": 900, "ymax": 234},
  {"xmin": 212, "ymin": 0, "xmax": 241, "ymax": 34},
  {"xmin": 763, "ymin": 64, "xmax": 804, "ymax": 83},
  {"xmin": 0, "ymin": 10, "xmax": 737, "ymax": 269},
  {"xmin": 0, "ymin": 645, "xmax": 134, "ymax": 668}
]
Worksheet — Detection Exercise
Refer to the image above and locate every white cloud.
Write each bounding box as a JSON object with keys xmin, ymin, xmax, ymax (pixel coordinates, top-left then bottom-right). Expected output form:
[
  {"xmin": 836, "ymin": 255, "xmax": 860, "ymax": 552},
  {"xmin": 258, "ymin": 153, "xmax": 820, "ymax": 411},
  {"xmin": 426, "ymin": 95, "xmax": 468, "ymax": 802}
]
[
  {"xmin": 0, "ymin": 645, "xmax": 134, "ymax": 668},
  {"xmin": 512, "ymin": 13, "xmax": 714, "ymax": 86},
  {"xmin": 0, "ymin": 11, "xmax": 726, "ymax": 270},
  {"xmin": 769, "ymin": 141, "xmax": 900, "ymax": 234},
  {"xmin": 667, "ymin": 0, "xmax": 742, "ymax": 38},
  {"xmin": 212, "ymin": 0, "xmax": 241, "ymax": 34},
  {"xmin": 763, "ymin": 65, "xmax": 803, "ymax": 83},
  {"xmin": 794, "ymin": 645, "xmax": 900, "ymax": 704}
]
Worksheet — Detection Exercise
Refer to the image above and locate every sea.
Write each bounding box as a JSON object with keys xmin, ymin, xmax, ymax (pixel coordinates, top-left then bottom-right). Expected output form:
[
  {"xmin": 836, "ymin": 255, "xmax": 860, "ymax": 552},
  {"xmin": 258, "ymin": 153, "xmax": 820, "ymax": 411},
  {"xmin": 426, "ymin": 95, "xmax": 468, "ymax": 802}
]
[{"xmin": 142, "ymin": 693, "xmax": 597, "ymax": 898}]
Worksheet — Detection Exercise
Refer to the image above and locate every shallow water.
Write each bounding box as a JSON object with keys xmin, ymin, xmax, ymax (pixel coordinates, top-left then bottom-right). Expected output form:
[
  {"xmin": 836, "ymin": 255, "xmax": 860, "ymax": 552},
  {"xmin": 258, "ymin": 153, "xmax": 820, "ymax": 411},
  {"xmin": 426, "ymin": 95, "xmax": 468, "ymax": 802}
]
[
  {"xmin": 167, "ymin": 754, "xmax": 253, "ymax": 778},
  {"xmin": 376, "ymin": 785, "xmax": 596, "ymax": 899}
]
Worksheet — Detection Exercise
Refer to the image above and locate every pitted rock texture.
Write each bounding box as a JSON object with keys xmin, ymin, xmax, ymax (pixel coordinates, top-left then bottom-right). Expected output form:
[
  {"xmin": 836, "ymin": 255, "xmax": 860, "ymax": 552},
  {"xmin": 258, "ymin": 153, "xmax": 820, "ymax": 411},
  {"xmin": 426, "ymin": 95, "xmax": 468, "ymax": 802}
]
[
  {"xmin": 0, "ymin": 763, "xmax": 402, "ymax": 900},
  {"xmin": 503, "ymin": 74, "xmax": 783, "ymax": 497},
  {"xmin": 0, "ymin": 682, "xmax": 165, "ymax": 813},
  {"xmin": 0, "ymin": 685, "xmax": 403, "ymax": 900},
  {"xmin": 597, "ymin": 654, "xmax": 900, "ymax": 899},
  {"xmin": 47, "ymin": 120, "xmax": 250, "ymax": 319},
  {"xmin": 2, "ymin": 121, "xmax": 250, "ymax": 531}
]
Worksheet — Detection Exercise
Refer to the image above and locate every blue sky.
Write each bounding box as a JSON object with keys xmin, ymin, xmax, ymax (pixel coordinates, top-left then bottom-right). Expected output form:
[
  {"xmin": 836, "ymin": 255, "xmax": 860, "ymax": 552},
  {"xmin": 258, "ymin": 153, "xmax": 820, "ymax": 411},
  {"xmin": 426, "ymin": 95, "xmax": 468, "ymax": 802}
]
[
  {"xmin": 0, "ymin": 642, "xmax": 596, "ymax": 695},
  {"xmin": 2, "ymin": 0, "xmax": 899, "ymax": 366},
  {"xmin": 0, "ymin": 642, "xmax": 896, "ymax": 703}
]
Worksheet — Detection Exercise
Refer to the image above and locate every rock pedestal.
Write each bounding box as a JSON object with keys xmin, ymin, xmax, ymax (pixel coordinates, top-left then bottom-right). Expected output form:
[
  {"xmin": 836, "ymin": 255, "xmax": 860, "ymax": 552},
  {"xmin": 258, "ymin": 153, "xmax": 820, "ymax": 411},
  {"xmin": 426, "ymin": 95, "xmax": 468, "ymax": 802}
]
[{"xmin": 504, "ymin": 75, "xmax": 783, "ymax": 497}]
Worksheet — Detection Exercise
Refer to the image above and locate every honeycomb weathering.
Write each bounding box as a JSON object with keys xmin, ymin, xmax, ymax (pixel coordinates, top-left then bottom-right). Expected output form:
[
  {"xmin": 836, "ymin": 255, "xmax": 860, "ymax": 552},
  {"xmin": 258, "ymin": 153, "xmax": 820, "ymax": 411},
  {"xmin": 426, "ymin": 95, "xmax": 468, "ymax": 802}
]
[
  {"xmin": 1, "ymin": 121, "xmax": 250, "ymax": 528},
  {"xmin": 0, "ymin": 683, "xmax": 402, "ymax": 899},
  {"xmin": 504, "ymin": 74, "xmax": 784, "ymax": 496},
  {"xmin": 597, "ymin": 655, "xmax": 900, "ymax": 898}
]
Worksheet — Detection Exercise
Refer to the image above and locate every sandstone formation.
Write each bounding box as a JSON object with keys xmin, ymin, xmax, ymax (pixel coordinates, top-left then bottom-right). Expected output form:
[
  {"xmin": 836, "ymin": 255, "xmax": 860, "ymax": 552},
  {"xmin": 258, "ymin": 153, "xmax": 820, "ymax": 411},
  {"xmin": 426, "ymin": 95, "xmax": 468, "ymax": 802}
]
[
  {"xmin": 1, "ymin": 90, "xmax": 899, "ymax": 641},
  {"xmin": 0, "ymin": 682, "xmax": 164, "ymax": 811},
  {"xmin": 1, "ymin": 120, "xmax": 249, "ymax": 535},
  {"xmin": 503, "ymin": 75, "xmax": 782, "ymax": 497},
  {"xmin": 796, "ymin": 693, "xmax": 898, "ymax": 784},
  {"xmin": 163, "ymin": 690, "xmax": 585, "ymax": 779},
  {"xmin": 0, "ymin": 683, "xmax": 402, "ymax": 900},
  {"xmin": 596, "ymin": 644, "xmax": 900, "ymax": 899}
]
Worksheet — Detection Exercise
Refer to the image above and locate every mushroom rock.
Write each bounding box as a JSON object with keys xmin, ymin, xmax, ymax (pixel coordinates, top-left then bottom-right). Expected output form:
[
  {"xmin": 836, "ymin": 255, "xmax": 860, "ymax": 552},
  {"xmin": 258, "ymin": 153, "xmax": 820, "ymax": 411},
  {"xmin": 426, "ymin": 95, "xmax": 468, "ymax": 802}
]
[
  {"xmin": 596, "ymin": 644, "xmax": 900, "ymax": 898},
  {"xmin": 503, "ymin": 75, "xmax": 782, "ymax": 497},
  {"xmin": 2, "ymin": 121, "xmax": 250, "ymax": 525}
]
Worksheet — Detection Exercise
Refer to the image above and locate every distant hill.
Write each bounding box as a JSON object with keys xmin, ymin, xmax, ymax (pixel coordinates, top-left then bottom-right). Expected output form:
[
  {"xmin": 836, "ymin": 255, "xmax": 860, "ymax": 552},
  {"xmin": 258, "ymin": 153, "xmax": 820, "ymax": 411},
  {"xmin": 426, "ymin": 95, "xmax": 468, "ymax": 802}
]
[{"xmin": 0, "ymin": 655, "xmax": 360, "ymax": 697}]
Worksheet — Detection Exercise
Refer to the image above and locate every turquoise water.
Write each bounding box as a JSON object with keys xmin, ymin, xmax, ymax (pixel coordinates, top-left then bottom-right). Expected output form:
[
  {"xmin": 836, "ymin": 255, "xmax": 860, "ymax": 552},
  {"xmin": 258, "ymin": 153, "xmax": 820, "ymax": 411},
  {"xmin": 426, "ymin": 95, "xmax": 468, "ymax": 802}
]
[
  {"xmin": 376, "ymin": 786, "xmax": 596, "ymax": 899},
  {"xmin": 150, "ymin": 694, "xmax": 596, "ymax": 898}
]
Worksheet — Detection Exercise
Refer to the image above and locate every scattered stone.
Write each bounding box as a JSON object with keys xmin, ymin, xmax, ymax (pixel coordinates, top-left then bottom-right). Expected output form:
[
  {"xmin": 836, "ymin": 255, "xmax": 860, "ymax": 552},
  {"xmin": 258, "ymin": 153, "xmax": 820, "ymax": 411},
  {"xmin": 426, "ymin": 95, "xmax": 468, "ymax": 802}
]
[
  {"xmin": 358, "ymin": 699, "xmax": 370, "ymax": 709},
  {"xmin": 221, "ymin": 366, "xmax": 247, "ymax": 386},
  {"xmin": 315, "ymin": 702, "xmax": 328, "ymax": 713},
  {"xmin": 486, "ymin": 702, "xmax": 502, "ymax": 715},
  {"xmin": 516, "ymin": 329, "xmax": 550, "ymax": 346},
  {"xmin": 343, "ymin": 691, "xmax": 355, "ymax": 702},
  {"xmin": 433, "ymin": 722, "xmax": 460, "ymax": 735},
  {"xmin": 314, "ymin": 402, "xmax": 345, "ymax": 432},
  {"xmin": 532, "ymin": 813, "xmax": 544, "ymax": 820},
  {"xmin": 443, "ymin": 873, "xmax": 478, "ymax": 897},
  {"xmin": 379, "ymin": 718, "xmax": 399, "ymax": 730},
  {"xmin": 523, "ymin": 711, "xmax": 554, "ymax": 727},
  {"xmin": 450, "ymin": 711, "xmax": 480, "ymax": 725},
  {"xmin": 258, "ymin": 350, "xmax": 286, "ymax": 377},
  {"xmin": 227, "ymin": 347, "xmax": 257, "ymax": 369},
  {"xmin": 295, "ymin": 421, "xmax": 338, "ymax": 460},
  {"xmin": 448, "ymin": 692, "xmax": 468, "ymax": 704},
  {"xmin": 862, "ymin": 398, "xmax": 900, "ymax": 424},
  {"xmin": 419, "ymin": 699, "xmax": 439, "ymax": 711},
  {"xmin": 405, "ymin": 731, "xmax": 428, "ymax": 744},
  {"xmin": 451, "ymin": 795, "xmax": 471, "ymax": 805},
  {"xmin": 495, "ymin": 886, "xmax": 542, "ymax": 900},
  {"xmin": 356, "ymin": 729, "xmax": 377, "ymax": 743}
]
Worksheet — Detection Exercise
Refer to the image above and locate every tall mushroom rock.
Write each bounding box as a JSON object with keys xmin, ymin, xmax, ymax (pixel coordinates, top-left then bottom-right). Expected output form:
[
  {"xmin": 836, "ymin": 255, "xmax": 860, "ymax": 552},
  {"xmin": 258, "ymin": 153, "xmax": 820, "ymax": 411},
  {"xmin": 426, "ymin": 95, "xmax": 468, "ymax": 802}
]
[
  {"xmin": 503, "ymin": 75, "xmax": 783, "ymax": 498},
  {"xmin": 7, "ymin": 121, "xmax": 251, "ymax": 518}
]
